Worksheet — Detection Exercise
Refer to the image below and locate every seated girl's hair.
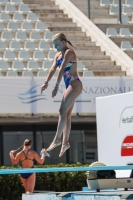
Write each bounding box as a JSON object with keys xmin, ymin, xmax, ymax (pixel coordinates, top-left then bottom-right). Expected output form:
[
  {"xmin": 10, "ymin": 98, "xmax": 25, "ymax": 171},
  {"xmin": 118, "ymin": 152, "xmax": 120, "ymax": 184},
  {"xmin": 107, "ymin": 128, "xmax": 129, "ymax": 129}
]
[
  {"xmin": 14, "ymin": 139, "xmax": 32, "ymax": 152},
  {"xmin": 24, "ymin": 139, "xmax": 32, "ymax": 146}
]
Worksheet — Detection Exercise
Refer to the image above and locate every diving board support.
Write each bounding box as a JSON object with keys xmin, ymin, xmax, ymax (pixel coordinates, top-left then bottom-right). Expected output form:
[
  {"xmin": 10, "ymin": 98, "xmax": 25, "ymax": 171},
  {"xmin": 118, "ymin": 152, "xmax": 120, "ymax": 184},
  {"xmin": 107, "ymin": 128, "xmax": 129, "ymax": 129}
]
[{"xmin": 87, "ymin": 178, "xmax": 133, "ymax": 191}]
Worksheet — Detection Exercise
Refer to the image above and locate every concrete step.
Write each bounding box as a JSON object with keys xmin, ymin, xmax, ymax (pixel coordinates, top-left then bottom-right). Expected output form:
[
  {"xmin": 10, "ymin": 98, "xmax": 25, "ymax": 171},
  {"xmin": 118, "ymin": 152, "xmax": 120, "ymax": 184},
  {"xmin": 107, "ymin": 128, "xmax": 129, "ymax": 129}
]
[
  {"xmin": 76, "ymin": 54, "xmax": 106, "ymax": 59},
  {"xmin": 53, "ymin": 31, "xmax": 86, "ymax": 37},
  {"xmin": 68, "ymin": 44, "xmax": 95, "ymax": 51},
  {"xmin": 70, "ymin": 0, "xmax": 101, "ymax": 9},
  {"xmin": 77, "ymin": 55, "xmax": 111, "ymax": 60},
  {"xmin": 82, "ymin": 60, "xmax": 115, "ymax": 65},
  {"xmin": 71, "ymin": 46, "xmax": 101, "ymax": 50},
  {"xmin": 86, "ymin": 65, "xmax": 121, "ymax": 70},
  {"xmin": 26, "ymin": 2, "xmax": 56, "ymax": 5},
  {"xmin": 68, "ymin": 40, "xmax": 96, "ymax": 47},
  {"xmin": 91, "ymin": 0, "xmax": 105, "ymax": 2},
  {"xmin": 75, "ymin": 9, "xmax": 109, "ymax": 16},
  {"xmin": 91, "ymin": 15, "xmax": 118, "ymax": 19},
  {"xmin": 36, "ymin": 13, "xmax": 68, "ymax": 19},
  {"xmin": 73, "ymin": 5, "xmax": 103, "ymax": 10},
  {"xmin": 91, "ymin": 17, "xmax": 118, "ymax": 23},
  {"xmin": 71, "ymin": 7, "xmax": 109, "ymax": 14},
  {"xmin": 75, "ymin": 50, "xmax": 104, "ymax": 55},
  {"xmin": 90, "ymin": 9, "xmax": 109, "ymax": 15},
  {"xmin": 41, "ymin": 18, "xmax": 72, "ymax": 22},
  {"xmin": 49, "ymin": 27, "xmax": 82, "ymax": 31},
  {"xmin": 46, "ymin": 22, "xmax": 77, "ymax": 27},
  {"xmin": 23, "ymin": 0, "xmax": 56, "ymax": 4},
  {"xmin": 26, "ymin": 4, "xmax": 59, "ymax": 9},
  {"xmin": 30, "ymin": 9, "xmax": 63, "ymax": 13},
  {"xmin": 93, "ymin": 18, "xmax": 118, "ymax": 24},
  {"xmin": 93, "ymin": 70, "xmax": 126, "ymax": 76},
  {"xmin": 59, "ymin": 36, "xmax": 91, "ymax": 41}
]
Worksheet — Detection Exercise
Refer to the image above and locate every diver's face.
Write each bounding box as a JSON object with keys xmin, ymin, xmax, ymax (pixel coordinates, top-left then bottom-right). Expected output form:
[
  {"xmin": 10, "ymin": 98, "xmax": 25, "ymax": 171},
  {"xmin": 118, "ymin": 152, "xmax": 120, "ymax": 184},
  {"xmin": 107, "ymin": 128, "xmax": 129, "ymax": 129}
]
[{"xmin": 53, "ymin": 38, "xmax": 64, "ymax": 51}]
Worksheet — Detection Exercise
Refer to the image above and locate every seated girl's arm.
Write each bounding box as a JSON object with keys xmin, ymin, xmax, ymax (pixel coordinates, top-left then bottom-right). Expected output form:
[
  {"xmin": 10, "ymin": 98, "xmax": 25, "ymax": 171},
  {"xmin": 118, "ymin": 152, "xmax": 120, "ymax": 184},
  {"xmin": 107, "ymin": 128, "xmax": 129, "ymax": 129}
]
[{"xmin": 9, "ymin": 151, "xmax": 20, "ymax": 165}]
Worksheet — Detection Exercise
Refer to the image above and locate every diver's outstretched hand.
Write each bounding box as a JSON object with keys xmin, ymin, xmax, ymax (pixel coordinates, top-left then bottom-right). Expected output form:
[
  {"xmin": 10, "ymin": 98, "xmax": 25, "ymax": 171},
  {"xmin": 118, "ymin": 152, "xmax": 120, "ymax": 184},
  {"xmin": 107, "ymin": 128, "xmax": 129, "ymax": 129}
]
[{"xmin": 41, "ymin": 83, "xmax": 48, "ymax": 94}]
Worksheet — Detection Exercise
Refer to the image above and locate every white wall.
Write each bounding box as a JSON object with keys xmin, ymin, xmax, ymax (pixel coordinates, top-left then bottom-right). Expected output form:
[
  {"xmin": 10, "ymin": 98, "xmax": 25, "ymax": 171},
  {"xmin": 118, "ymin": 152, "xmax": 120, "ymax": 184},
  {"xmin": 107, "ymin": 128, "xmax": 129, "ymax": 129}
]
[{"xmin": 96, "ymin": 92, "xmax": 133, "ymax": 177}]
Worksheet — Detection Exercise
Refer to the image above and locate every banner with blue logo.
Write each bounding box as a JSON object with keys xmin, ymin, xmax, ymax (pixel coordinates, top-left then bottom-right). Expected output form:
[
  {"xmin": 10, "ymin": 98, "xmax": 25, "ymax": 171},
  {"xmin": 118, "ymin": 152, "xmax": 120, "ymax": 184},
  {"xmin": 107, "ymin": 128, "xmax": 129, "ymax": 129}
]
[{"xmin": 0, "ymin": 77, "xmax": 133, "ymax": 114}]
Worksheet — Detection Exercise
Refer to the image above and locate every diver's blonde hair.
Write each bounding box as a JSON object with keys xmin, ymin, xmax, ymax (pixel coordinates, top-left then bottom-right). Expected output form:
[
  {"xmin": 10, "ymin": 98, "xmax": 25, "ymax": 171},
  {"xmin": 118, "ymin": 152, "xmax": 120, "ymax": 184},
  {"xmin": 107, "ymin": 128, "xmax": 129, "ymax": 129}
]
[{"xmin": 52, "ymin": 32, "xmax": 77, "ymax": 49}]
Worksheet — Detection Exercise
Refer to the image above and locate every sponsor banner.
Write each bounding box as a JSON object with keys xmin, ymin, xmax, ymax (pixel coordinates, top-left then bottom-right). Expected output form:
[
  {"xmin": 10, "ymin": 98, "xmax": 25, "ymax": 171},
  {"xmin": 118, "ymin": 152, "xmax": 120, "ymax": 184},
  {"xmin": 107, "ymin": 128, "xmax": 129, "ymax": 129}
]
[
  {"xmin": 96, "ymin": 91, "xmax": 133, "ymax": 177},
  {"xmin": 0, "ymin": 77, "xmax": 133, "ymax": 114}
]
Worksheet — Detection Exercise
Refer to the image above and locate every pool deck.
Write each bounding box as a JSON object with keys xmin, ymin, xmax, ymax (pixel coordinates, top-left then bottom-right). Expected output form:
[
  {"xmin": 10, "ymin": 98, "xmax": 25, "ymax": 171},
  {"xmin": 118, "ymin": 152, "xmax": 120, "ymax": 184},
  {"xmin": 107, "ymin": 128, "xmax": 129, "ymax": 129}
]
[{"xmin": 22, "ymin": 188, "xmax": 133, "ymax": 200}]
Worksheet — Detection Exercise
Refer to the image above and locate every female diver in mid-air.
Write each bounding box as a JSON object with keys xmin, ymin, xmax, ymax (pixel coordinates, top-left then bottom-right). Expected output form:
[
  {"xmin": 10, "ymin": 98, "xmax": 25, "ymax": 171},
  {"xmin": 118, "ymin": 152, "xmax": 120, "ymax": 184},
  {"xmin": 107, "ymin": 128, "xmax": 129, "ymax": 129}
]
[{"xmin": 41, "ymin": 33, "xmax": 83, "ymax": 157}]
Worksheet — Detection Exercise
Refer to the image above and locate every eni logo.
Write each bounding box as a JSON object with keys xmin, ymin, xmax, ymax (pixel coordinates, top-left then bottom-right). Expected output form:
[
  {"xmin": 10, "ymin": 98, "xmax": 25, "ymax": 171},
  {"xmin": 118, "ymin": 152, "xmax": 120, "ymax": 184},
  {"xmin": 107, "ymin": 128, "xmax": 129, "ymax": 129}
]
[{"xmin": 18, "ymin": 85, "xmax": 47, "ymax": 104}]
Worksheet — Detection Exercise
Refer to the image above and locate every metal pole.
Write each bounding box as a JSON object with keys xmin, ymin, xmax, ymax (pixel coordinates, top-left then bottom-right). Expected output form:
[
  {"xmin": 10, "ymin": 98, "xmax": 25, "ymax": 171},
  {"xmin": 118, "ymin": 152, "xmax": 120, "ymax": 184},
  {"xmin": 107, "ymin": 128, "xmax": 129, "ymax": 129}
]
[
  {"xmin": 119, "ymin": 0, "xmax": 122, "ymax": 24},
  {"xmin": 33, "ymin": 125, "xmax": 36, "ymax": 151},
  {"xmin": 81, "ymin": 130, "xmax": 86, "ymax": 164},
  {"xmin": 88, "ymin": 0, "xmax": 90, "ymax": 19},
  {"xmin": 41, "ymin": 132, "xmax": 44, "ymax": 148},
  {"xmin": 0, "ymin": 126, "xmax": 3, "ymax": 166}
]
